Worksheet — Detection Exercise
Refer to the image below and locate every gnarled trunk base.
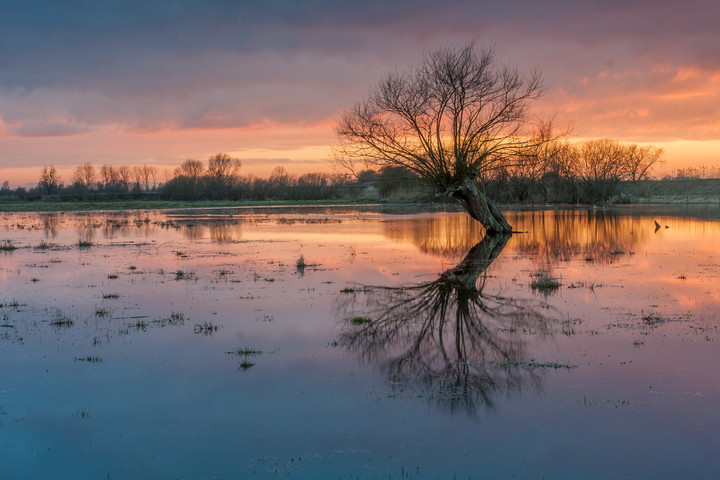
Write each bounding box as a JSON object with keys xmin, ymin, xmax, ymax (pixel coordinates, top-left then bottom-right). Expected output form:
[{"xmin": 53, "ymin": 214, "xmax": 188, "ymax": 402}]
[{"xmin": 447, "ymin": 179, "xmax": 512, "ymax": 235}]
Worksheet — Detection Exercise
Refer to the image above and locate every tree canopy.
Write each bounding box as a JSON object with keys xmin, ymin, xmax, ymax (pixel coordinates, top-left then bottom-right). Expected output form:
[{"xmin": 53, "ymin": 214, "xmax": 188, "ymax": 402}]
[{"xmin": 335, "ymin": 43, "xmax": 548, "ymax": 234}]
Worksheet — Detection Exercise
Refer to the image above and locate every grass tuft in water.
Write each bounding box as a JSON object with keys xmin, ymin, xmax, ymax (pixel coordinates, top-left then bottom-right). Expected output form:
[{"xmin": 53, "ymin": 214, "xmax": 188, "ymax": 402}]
[
  {"xmin": 194, "ymin": 321, "xmax": 218, "ymax": 334},
  {"xmin": 0, "ymin": 240, "xmax": 17, "ymax": 251},
  {"xmin": 51, "ymin": 313, "xmax": 74, "ymax": 328},
  {"xmin": 530, "ymin": 271, "xmax": 561, "ymax": 293},
  {"xmin": 78, "ymin": 240, "xmax": 92, "ymax": 248},
  {"xmin": 351, "ymin": 316, "xmax": 372, "ymax": 325}
]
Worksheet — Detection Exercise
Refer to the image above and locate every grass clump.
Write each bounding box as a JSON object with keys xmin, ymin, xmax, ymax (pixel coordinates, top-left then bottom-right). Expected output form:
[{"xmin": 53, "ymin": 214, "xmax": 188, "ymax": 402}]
[
  {"xmin": 102, "ymin": 293, "xmax": 119, "ymax": 299},
  {"xmin": 107, "ymin": 274, "xmax": 118, "ymax": 279},
  {"xmin": 530, "ymin": 271, "xmax": 561, "ymax": 293},
  {"xmin": 95, "ymin": 308, "xmax": 109, "ymax": 318},
  {"xmin": 194, "ymin": 321, "xmax": 218, "ymax": 334},
  {"xmin": 77, "ymin": 240, "xmax": 92, "ymax": 248},
  {"xmin": 51, "ymin": 314, "xmax": 74, "ymax": 328},
  {"xmin": 350, "ymin": 316, "xmax": 372, "ymax": 325},
  {"xmin": 0, "ymin": 240, "xmax": 17, "ymax": 251},
  {"xmin": 296, "ymin": 255, "xmax": 306, "ymax": 270}
]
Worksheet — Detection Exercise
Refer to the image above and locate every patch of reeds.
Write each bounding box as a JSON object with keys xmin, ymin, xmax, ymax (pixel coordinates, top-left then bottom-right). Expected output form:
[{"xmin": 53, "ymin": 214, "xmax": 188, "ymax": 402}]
[
  {"xmin": 0, "ymin": 240, "xmax": 17, "ymax": 251},
  {"xmin": 530, "ymin": 271, "xmax": 561, "ymax": 293}
]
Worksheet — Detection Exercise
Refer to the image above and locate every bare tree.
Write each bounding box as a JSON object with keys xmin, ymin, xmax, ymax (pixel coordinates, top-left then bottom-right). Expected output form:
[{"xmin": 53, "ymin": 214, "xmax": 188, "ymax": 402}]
[
  {"xmin": 72, "ymin": 162, "xmax": 97, "ymax": 190},
  {"xmin": 38, "ymin": 165, "xmax": 62, "ymax": 194},
  {"xmin": 621, "ymin": 144, "xmax": 663, "ymax": 181},
  {"xmin": 335, "ymin": 43, "xmax": 548, "ymax": 234},
  {"xmin": 207, "ymin": 153, "xmax": 241, "ymax": 192},
  {"xmin": 117, "ymin": 165, "xmax": 132, "ymax": 191}
]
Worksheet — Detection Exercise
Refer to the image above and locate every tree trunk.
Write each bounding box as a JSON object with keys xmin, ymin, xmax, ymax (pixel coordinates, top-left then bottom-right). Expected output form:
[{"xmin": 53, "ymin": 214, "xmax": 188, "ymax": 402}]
[{"xmin": 447, "ymin": 179, "xmax": 512, "ymax": 235}]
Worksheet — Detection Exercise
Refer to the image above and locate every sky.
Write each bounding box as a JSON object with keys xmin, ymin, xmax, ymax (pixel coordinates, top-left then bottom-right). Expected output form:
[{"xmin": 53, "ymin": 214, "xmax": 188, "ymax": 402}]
[{"xmin": 1, "ymin": 0, "xmax": 719, "ymax": 185}]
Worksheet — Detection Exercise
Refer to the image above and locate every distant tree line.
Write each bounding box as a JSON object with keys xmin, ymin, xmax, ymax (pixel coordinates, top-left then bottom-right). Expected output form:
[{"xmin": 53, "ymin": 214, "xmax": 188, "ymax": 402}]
[
  {"xmin": 485, "ymin": 138, "xmax": 664, "ymax": 204},
  {"xmin": 0, "ymin": 141, "xmax": 668, "ymax": 205},
  {"xmin": 160, "ymin": 154, "xmax": 354, "ymax": 201}
]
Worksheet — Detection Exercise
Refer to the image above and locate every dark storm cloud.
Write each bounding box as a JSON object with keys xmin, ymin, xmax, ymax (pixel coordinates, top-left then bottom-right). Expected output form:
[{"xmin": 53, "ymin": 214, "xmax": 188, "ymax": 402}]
[{"xmin": 0, "ymin": 0, "xmax": 718, "ymax": 139}]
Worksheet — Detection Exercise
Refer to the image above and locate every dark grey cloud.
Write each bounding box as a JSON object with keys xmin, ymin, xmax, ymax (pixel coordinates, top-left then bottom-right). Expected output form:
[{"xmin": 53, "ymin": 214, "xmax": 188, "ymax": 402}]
[{"xmin": 0, "ymin": 0, "xmax": 718, "ymax": 139}]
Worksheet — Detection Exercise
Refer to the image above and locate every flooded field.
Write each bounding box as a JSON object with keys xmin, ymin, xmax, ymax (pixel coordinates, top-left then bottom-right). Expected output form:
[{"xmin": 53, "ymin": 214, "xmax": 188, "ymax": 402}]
[{"xmin": 1, "ymin": 205, "xmax": 719, "ymax": 479}]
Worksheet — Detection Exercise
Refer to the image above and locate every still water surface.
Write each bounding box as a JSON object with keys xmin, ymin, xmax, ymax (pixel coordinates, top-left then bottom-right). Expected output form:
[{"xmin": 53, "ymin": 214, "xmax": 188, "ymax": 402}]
[{"xmin": 1, "ymin": 205, "xmax": 719, "ymax": 479}]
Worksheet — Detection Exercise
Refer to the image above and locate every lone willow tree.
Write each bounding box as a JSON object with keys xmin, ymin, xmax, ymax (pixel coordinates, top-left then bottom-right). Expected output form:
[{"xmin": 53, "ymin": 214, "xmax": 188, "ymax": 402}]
[{"xmin": 335, "ymin": 43, "xmax": 548, "ymax": 234}]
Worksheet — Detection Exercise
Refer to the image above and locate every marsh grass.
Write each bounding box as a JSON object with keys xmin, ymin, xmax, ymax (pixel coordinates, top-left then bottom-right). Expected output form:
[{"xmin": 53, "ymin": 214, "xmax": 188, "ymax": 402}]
[
  {"xmin": 175, "ymin": 270, "xmax": 196, "ymax": 281},
  {"xmin": 642, "ymin": 313, "xmax": 668, "ymax": 325},
  {"xmin": 495, "ymin": 359, "xmax": 576, "ymax": 370},
  {"xmin": 350, "ymin": 316, "xmax": 372, "ymax": 325},
  {"xmin": 296, "ymin": 255, "xmax": 306, "ymax": 272},
  {"xmin": 153, "ymin": 311, "xmax": 186, "ymax": 327},
  {"xmin": 227, "ymin": 347, "xmax": 263, "ymax": 357},
  {"xmin": 77, "ymin": 240, "xmax": 92, "ymax": 248},
  {"xmin": 530, "ymin": 271, "xmax": 561, "ymax": 293},
  {"xmin": 35, "ymin": 241, "xmax": 51, "ymax": 250},
  {"xmin": 74, "ymin": 356, "xmax": 102, "ymax": 363},
  {"xmin": 102, "ymin": 293, "xmax": 120, "ymax": 299},
  {"xmin": 0, "ymin": 240, "xmax": 17, "ymax": 251},
  {"xmin": 194, "ymin": 321, "xmax": 218, "ymax": 334},
  {"xmin": 51, "ymin": 313, "xmax": 74, "ymax": 328}
]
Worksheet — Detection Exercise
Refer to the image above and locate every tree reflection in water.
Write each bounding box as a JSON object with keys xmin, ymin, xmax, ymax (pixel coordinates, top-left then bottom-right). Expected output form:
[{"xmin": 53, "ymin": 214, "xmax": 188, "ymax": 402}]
[{"xmin": 337, "ymin": 234, "xmax": 557, "ymax": 417}]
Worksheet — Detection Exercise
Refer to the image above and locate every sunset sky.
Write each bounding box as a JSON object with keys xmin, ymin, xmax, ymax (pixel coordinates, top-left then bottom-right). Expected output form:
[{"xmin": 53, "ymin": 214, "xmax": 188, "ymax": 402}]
[{"xmin": 1, "ymin": 0, "xmax": 719, "ymax": 186}]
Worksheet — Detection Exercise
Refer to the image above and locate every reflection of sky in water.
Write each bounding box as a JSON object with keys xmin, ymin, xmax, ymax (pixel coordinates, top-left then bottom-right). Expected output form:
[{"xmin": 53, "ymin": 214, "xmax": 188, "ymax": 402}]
[{"xmin": 1, "ymin": 205, "xmax": 719, "ymax": 479}]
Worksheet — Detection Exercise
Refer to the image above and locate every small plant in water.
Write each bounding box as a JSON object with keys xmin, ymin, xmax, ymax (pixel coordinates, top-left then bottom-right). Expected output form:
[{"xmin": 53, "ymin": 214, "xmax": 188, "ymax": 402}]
[
  {"xmin": 107, "ymin": 274, "xmax": 118, "ymax": 279},
  {"xmin": 102, "ymin": 293, "xmax": 119, "ymax": 299},
  {"xmin": 51, "ymin": 313, "xmax": 74, "ymax": 328},
  {"xmin": 296, "ymin": 255, "xmax": 306, "ymax": 271},
  {"xmin": 78, "ymin": 240, "xmax": 92, "ymax": 248},
  {"xmin": 0, "ymin": 240, "xmax": 17, "ymax": 251},
  {"xmin": 530, "ymin": 271, "xmax": 561, "ymax": 294},
  {"xmin": 350, "ymin": 316, "xmax": 372, "ymax": 325},
  {"xmin": 194, "ymin": 321, "xmax": 218, "ymax": 334},
  {"xmin": 95, "ymin": 308, "xmax": 109, "ymax": 318}
]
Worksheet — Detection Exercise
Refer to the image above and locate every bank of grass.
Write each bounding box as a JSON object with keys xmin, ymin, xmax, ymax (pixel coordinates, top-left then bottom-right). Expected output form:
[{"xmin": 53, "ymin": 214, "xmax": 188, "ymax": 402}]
[
  {"xmin": 622, "ymin": 178, "xmax": 720, "ymax": 204},
  {"xmin": 0, "ymin": 198, "xmax": 379, "ymax": 213}
]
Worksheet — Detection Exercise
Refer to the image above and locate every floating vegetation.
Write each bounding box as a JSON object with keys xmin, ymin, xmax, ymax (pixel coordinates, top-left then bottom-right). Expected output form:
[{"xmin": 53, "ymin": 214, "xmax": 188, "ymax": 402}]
[
  {"xmin": 0, "ymin": 240, "xmax": 17, "ymax": 251},
  {"xmin": 128, "ymin": 265, "xmax": 137, "ymax": 271},
  {"xmin": 340, "ymin": 286, "xmax": 372, "ymax": 294},
  {"xmin": 227, "ymin": 347, "xmax": 263, "ymax": 357},
  {"xmin": 238, "ymin": 360, "xmax": 255, "ymax": 370},
  {"xmin": 102, "ymin": 293, "xmax": 119, "ymax": 299},
  {"xmin": 642, "ymin": 313, "xmax": 668, "ymax": 325},
  {"xmin": 495, "ymin": 359, "xmax": 577, "ymax": 370},
  {"xmin": 77, "ymin": 240, "xmax": 92, "ymax": 248},
  {"xmin": 74, "ymin": 356, "xmax": 102, "ymax": 364},
  {"xmin": 153, "ymin": 311, "xmax": 186, "ymax": 327},
  {"xmin": 107, "ymin": 274, "xmax": 118, "ymax": 279},
  {"xmin": 350, "ymin": 316, "xmax": 372, "ymax": 325},
  {"xmin": 227, "ymin": 346, "xmax": 263, "ymax": 370},
  {"xmin": 95, "ymin": 308, "xmax": 109, "ymax": 317},
  {"xmin": 51, "ymin": 314, "xmax": 74, "ymax": 328},
  {"xmin": 530, "ymin": 271, "xmax": 561, "ymax": 294},
  {"xmin": 194, "ymin": 321, "xmax": 218, "ymax": 334},
  {"xmin": 175, "ymin": 270, "xmax": 196, "ymax": 281}
]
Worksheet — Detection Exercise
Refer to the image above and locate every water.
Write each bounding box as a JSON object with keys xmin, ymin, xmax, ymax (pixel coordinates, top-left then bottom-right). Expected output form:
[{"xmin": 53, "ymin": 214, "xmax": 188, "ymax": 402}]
[{"xmin": 1, "ymin": 205, "xmax": 719, "ymax": 479}]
